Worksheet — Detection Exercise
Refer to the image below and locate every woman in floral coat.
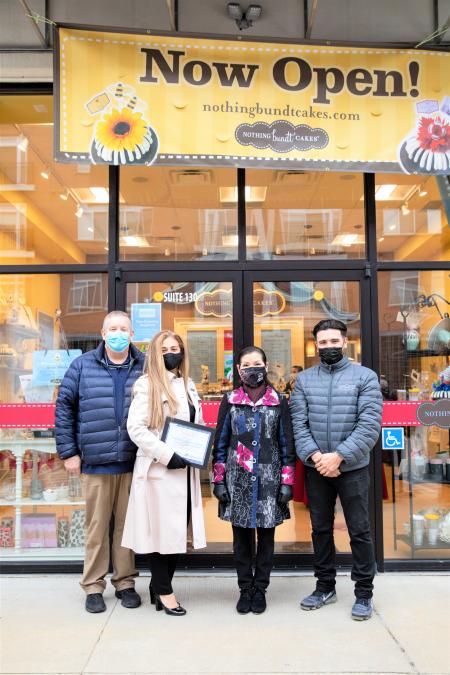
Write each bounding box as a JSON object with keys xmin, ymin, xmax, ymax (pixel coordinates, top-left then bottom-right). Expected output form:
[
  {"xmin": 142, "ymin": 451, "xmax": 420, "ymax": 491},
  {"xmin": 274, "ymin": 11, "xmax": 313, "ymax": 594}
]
[{"xmin": 212, "ymin": 346, "xmax": 295, "ymax": 615}]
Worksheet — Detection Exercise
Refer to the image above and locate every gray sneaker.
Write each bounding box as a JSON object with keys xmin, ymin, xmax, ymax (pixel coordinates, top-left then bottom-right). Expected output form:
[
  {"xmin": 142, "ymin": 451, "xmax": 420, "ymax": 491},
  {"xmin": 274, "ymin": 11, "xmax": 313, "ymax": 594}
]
[
  {"xmin": 300, "ymin": 589, "xmax": 337, "ymax": 610},
  {"xmin": 351, "ymin": 598, "xmax": 373, "ymax": 620}
]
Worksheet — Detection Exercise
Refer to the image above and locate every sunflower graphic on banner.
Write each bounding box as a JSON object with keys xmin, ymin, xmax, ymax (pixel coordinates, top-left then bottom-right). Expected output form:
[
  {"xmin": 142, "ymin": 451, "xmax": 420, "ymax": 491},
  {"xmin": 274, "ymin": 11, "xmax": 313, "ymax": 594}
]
[{"xmin": 86, "ymin": 82, "xmax": 158, "ymax": 165}]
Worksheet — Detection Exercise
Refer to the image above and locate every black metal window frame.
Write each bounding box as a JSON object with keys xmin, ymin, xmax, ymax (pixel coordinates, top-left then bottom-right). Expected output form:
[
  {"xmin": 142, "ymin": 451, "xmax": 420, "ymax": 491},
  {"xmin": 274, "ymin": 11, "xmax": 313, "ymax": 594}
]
[{"xmin": 1, "ymin": 87, "xmax": 449, "ymax": 573}]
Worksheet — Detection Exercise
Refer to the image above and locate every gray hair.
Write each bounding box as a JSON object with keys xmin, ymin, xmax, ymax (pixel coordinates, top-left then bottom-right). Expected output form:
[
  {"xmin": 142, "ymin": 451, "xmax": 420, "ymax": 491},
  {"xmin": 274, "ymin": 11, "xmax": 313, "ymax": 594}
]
[{"xmin": 102, "ymin": 311, "xmax": 132, "ymax": 331}]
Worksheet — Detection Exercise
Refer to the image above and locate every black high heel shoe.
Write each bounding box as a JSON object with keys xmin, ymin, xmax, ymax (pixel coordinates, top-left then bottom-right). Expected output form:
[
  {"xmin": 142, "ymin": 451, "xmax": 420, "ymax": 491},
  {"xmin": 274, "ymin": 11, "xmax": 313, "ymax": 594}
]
[
  {"xmin": 154, "ymin": 593, "xmax": 187, "ymax": 616},
  {"xmin": 149, "ymin": 583, "xmax": 155, "ymax": 605}
]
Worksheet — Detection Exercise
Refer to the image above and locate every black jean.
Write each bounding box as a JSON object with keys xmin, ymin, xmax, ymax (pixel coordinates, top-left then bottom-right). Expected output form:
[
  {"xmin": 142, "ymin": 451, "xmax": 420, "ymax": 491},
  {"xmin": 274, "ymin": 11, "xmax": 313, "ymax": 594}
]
[
  {"xmin": 232, "ymin": 525, "xmax": 275, "ymax": 591},
  {"xmin": 149, "ymin": 553, "xmax": 179, "ymax": 595},
  {"xmin": 305, "ymin": 465, "xmax": 375, "ymax": 599}
]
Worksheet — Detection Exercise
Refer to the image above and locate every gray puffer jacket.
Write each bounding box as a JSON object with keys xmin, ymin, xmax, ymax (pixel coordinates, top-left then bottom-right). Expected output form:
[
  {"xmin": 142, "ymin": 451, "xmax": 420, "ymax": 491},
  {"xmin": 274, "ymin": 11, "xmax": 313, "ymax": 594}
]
[{"xmin": 290, "ymin": 356, "xmax": 382, "ymax": 472}]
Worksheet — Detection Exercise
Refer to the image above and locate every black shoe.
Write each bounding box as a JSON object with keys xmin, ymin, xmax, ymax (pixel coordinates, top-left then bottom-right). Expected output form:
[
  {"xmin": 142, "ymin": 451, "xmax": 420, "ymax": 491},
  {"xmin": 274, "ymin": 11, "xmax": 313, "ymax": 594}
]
[
  {"xmin": 149, "ymin": 582, "xmax": 156, "ymax": 605},
  {"xmin": 236, "ymin": 588, "xmax": 253, "ymax": 614},
  {"xmin": 155, "ymin": 593, "xmax": 187, "ymax": 616},
  {"xmin": 251, "ymin": 588, "xmax": 267, "ymax": 614},
  {"xmin": 115, "ymin": 587, "xmax": 141, "ymax": 609},
  {"xmin": 85, "ymin": 593, "xmax": 106, "ymax": 613}
]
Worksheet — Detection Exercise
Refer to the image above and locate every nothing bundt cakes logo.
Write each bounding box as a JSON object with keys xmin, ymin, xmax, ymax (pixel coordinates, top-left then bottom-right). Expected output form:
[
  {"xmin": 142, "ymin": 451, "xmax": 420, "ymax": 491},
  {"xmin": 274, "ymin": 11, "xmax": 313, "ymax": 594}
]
[{"xmin": 85, "ymin": 82, "xmax": 159, "ymax": 165}]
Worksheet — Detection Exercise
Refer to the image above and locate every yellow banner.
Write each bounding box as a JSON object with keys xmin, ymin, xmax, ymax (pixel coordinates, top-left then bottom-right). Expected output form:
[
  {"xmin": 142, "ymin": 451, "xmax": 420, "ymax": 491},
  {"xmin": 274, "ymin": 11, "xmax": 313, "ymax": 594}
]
[{"xmin": 55, "ymin": 26, "xmax": 450, "ymax": 174}]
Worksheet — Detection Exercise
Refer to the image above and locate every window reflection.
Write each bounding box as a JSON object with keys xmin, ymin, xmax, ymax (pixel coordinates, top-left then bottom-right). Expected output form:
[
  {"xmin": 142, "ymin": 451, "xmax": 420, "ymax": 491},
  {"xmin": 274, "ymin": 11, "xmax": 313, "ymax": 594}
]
[
  {"xmin": 246, "ymin": 170, "xmax": 365, "ymax": 259},
  {"xmin": 376, "ymin": 174, "xmax": 449, "ymax": 262},
  {"xmin": 119, "ymin": 167, "xmax": 238, "ymax": 261},
  {"xmin": 0, "ymin": 122, "xmax": 108, "ymax": 264}
]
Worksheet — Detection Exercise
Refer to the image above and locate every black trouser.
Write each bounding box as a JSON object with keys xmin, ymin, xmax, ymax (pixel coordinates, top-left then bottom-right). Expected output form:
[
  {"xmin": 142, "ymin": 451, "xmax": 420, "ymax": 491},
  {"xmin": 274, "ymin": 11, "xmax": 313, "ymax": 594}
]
[
  {"xmin": 305, "ymin": 465, "xmax": 375, "ymax": 599},
  {"xmin": 149, "ymin": 553, "xmax": 179, "ymax": 595},
  {"xmin": 232, "ymin": 526, "xmax": 275, "ymax": 591},
  {"xmin": 149, "ymin": 468, "xmax": 191, "ymax": 596}
]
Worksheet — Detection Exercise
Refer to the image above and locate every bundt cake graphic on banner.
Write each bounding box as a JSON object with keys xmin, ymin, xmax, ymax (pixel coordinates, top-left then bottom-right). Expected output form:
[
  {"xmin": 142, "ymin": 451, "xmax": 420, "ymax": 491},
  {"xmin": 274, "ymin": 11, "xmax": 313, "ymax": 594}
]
[
  {"xmin": 398, "ymin": 98, "xmax": 450, "ymax": 174},
  {"xmin": 85, "ymin": 83, "xmax": 158, "ymax": 165}
]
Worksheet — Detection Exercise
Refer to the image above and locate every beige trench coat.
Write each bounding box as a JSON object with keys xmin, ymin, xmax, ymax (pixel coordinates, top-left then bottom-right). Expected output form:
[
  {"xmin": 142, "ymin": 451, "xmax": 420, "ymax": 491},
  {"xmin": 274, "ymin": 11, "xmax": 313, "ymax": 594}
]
[{"xmin": 122, "ymin": 373, "xmax": 207, "ymax": 554}]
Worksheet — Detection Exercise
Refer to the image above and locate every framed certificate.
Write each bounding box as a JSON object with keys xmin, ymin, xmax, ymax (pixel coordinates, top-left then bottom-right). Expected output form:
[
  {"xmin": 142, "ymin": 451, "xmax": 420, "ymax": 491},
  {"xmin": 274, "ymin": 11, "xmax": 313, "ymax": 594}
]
[{"xmin": 161, "ymin": 417, "xmax": 215, "ymax": 469}]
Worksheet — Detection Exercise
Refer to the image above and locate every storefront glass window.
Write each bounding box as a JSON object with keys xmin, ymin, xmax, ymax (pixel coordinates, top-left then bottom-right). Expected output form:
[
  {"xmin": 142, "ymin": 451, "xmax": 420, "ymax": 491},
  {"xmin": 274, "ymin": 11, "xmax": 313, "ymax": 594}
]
[
  {"xmin": 126, "ymin": 279, "xmax": 234, "ymax": 552},
  {"xmin": 0, "ymin": 273, "xmax": 108, "ymax": 561},
  {"xmin": 376, "ymin": 174, "xmax": 450, "ymax": 262},
  {"xmin": 246, "ymin": 170, "xmax": 365, "ymax": 259},
  {"xmin": 378, "ymin": 270, "xmax": 450, "ymax": 560},
  {"xmin": 119, "ymin": 167, "xmax": 238, "ymax": 261},
  {"xmin": 252, "ymin": 279, "xmax": 361, "ymax": 553},
  {"xmin": 0, "ymin": 120, "xmax": 108, "ymax": 264}
]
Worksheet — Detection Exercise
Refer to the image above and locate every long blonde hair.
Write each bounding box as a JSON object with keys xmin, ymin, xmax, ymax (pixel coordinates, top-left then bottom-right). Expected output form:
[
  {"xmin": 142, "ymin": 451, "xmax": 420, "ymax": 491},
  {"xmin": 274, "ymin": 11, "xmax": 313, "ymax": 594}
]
[{"xmin": 144, "ymin": 330, "xmax": 190, "ymax": 431}]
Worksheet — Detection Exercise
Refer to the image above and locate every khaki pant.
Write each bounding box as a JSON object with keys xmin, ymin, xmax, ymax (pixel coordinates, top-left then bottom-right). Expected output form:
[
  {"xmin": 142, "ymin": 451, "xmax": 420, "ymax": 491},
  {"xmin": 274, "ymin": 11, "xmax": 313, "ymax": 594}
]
[{"xmin": 80, "ymin": 473, "xmax": 137, "ymax": 595}]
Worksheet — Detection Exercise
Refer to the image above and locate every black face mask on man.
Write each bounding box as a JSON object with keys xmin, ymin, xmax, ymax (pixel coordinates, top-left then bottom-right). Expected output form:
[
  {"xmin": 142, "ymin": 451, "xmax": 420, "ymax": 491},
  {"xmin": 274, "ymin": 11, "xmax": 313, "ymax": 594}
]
[
  {"xmin": 240, "ymin": 366, "xmax": 267, "ymax": 388},
  {"xmin": 163, "ymin": 352, "xmax": 183, "ymax": 371},
  {"xmin": 318, "ymin": 347, "xmax": 344, "ymax": 365}
]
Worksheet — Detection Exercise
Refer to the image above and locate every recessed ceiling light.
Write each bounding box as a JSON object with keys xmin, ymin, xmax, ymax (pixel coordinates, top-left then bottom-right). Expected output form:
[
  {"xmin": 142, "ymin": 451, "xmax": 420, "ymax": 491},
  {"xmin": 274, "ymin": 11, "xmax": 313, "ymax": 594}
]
[
  {"xmin": 60, "ymin": 192, "xmax": 68, "ymax": 201},
  {"xmin": 121, "ymin": 235, "xmax": 150, "ymax": 247},
  {"xmin": 40, "ymin": 170, "xmax": 49, "ymax": 180},
  {"xmin": 378, "ymin": 237, "xmax": 385, "ymax": 242}
]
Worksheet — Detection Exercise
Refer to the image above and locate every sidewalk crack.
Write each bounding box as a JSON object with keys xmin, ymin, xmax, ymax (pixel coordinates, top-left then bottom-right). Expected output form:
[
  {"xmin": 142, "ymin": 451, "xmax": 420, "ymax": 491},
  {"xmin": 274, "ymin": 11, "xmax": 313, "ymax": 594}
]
[
  {"xmin": 81, "ymin": 598, "xmax": 118, "ymax": 674},
  {"xmin": 374, "ymin": 607, "xmax": 419, "ymax": 675}
]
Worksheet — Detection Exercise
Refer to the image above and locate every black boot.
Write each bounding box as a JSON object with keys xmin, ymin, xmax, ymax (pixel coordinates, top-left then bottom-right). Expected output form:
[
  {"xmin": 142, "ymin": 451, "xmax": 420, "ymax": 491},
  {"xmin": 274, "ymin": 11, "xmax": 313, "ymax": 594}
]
[
  {"xmin": 236, "ymin": 588, "xmax": 253, "ymax": 614},
  {"xmin": 251, "ymin": 588, "xmax": 267, "ymax": 614}
]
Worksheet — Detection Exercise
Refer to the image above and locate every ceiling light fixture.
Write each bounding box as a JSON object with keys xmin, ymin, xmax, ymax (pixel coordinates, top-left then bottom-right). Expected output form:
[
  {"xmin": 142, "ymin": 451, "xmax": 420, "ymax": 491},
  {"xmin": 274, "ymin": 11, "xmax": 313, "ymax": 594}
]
[
  {"xmin": 219, "ymin": 186, "xmax": 267, "ymax": 203},
  {"xmin": 89, "ymin": 187, "xmax": 109, "ymax": 202},
  {"xmin": 40, "ymin": 169, "xmax": 50, "ymax": 180},
  {"xmin": 17, "ymin": 136, "xmax": 29, "ymax": 152},
  {"xmin": 227, "ymin": 3, "xmax": 262, "ymax": 30},
  {"xmin": 401, "ymin": 203, "xmax": 410, "ymax": 216},
  {"xmin": 375, "ymin": 184, "xmax": 397, "ymax": 200},
  {"xmin": 59, "ymin": 191, "xmax": 68, "ymax": 201},
  {"xmin": 418, "ymin": 186, "xmax": 428, "ymax": 197},
  {"xmin": 120, "ymin": 235, "xmax": 150, "ymax": 248},
  {"xmin": 378, "ymin": 237, "xmax": 385, "ymax": 242},
  {"xmin": 75, "ymin": 205, "xmax": 84, "ymax": 218},
  {"xmin": 164, "ymin": 248, "xmax": 171, "ymax": 257}
]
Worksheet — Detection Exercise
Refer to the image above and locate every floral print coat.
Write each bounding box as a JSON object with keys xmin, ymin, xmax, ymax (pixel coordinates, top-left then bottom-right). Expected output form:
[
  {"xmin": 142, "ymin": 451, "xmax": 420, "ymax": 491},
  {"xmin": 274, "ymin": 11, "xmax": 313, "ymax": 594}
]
[{"xmin": 212, "ymin": 386, "xmax": 296, "ymax": 529}]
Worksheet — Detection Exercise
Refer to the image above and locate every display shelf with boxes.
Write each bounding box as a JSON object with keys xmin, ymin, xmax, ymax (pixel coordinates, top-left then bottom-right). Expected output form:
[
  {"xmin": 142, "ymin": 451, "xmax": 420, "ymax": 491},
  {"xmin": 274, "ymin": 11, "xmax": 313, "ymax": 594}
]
[{"xmin": 0, "ymin": 431, "xmax": 85, "ymax": 562}]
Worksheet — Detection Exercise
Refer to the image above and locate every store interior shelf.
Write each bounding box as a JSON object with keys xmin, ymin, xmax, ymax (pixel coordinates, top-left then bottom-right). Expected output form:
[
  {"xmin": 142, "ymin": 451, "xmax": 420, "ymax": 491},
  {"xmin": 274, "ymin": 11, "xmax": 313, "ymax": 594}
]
[
  {"xmin": 396, "ymin": 534, "xmax": 450, "ymax": 550},
  {"xmin": 0, "ymin": 546, "xmax": 84, "ymax": 560},
  {"xmin": 0, "ymin": 499, "xmax": 85, "ymax": 507},
  {"xmin": 395, "ymin": 474, "xmax": 450, "ymax": 486}
]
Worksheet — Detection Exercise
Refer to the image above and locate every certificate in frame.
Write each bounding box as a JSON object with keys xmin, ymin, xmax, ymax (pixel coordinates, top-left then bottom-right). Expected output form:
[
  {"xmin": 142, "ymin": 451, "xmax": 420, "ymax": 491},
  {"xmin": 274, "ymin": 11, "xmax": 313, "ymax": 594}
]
[{"xmin": 161, "ymin": 417, "xmax": 214, "ymax": 470}]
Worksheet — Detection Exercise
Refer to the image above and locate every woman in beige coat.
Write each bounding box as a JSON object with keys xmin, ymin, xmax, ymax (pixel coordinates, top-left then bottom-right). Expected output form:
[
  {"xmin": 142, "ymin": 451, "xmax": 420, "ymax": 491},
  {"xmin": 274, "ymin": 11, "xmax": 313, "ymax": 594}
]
[{"xmin": 122, "ymin": 330, "xmax": 206, "ymax": 616}]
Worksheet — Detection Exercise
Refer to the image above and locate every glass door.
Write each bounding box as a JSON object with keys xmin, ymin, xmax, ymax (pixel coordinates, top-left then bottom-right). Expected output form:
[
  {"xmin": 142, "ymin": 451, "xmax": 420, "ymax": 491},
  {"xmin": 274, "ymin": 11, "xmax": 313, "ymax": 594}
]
[{"xmin": 244, "ymin": 270, "xmax": 373, "ymax": 561}]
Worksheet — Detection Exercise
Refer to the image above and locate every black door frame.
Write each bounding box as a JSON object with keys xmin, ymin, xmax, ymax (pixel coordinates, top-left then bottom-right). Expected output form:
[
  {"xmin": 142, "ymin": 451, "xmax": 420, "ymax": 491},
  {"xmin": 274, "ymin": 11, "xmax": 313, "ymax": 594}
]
[{"xmin": 116, "ymin": 265, "xmax": 383, "ymax": 572}]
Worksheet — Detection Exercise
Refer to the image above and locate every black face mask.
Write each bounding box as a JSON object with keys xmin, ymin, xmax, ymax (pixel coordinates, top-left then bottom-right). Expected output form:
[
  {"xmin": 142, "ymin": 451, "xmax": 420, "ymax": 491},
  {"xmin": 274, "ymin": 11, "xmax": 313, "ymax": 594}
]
[
  {"xmin": 319, "ymin": 347, "xmax": 344, "ymax": 365},
  {"xmin": 163, "ymin": 352, "xmax": 183, "ymax": 371},
  {"xmin": 240, "ymin": 366, "xmax": 267, "ymax": 388}
]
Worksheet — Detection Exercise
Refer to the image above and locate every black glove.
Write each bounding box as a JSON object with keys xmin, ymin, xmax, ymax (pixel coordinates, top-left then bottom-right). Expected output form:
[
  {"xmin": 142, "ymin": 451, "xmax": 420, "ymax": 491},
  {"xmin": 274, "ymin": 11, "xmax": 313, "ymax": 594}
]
[
  {"xmin": 167, "ymin": 452, "xmax": 187, "ymax": 470},
  {"xmin": 213, "ymin": 482, "xmax": 230, "ymax": 504},
  {"xmin": 277, "ymin": 484, "xmax": 293, "ymax": 505}
]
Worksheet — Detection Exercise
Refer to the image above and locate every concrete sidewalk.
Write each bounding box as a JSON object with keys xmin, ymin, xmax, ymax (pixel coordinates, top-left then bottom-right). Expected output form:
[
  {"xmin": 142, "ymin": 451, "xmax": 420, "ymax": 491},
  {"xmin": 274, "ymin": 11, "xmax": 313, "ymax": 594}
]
[{"xmin": 1, "ymin": 573, "xmax": 449, "ymax": 675}]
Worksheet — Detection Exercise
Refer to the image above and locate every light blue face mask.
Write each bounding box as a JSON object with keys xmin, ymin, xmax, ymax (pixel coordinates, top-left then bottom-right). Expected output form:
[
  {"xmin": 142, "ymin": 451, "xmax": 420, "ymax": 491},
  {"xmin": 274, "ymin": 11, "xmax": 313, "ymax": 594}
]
[{"xmin": 105, "ymin": 330, "xmax": 130, "ymax": 353}]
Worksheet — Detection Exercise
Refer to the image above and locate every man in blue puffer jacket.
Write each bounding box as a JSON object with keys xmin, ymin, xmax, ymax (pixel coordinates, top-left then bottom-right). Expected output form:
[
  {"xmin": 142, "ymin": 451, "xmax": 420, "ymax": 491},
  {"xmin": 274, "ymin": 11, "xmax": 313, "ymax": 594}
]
[
  {"xmin": 290, "ymin": 319, "xmax": 382, "ymax": 621},
  {"xmin": 56, "ymin": 310, "xmax": 144, "ymax": 614}
]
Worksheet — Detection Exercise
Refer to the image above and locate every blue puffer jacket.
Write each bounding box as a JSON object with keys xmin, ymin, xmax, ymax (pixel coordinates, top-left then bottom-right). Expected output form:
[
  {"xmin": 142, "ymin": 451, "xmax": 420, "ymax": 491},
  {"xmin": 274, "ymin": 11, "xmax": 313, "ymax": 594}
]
[
  {"xmin": 290, "ymin": 356, "xmax": 382, "ymax": 472},
  {"xmin": 55, "ymin": 342, "xmax": 144, "ymax": 465}
]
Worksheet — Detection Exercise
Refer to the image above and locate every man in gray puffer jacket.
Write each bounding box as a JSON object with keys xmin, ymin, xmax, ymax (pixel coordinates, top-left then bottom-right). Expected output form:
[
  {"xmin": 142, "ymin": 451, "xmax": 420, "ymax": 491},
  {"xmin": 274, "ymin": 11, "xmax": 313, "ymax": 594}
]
[{"xmin": 290, "ymin": 319, "xmax": 382, "ymax": 621}]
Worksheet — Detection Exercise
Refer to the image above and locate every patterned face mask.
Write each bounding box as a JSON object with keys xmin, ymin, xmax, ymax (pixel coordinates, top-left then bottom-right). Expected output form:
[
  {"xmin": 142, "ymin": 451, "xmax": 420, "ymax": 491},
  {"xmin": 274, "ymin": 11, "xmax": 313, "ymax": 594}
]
[{"xmin": 240, "ymin": 366, "xmax": 267, "ymax": 388}]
